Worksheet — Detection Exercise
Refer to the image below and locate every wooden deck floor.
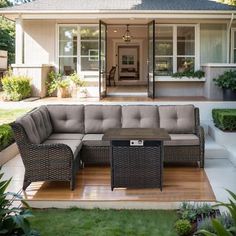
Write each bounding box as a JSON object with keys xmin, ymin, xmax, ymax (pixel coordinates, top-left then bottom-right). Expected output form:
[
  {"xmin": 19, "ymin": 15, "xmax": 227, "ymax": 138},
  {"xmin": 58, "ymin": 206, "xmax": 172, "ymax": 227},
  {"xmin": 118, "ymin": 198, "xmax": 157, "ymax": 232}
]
[{"xmin": 23, "ymin": 166, "xmax": 215, "ymax": 205}]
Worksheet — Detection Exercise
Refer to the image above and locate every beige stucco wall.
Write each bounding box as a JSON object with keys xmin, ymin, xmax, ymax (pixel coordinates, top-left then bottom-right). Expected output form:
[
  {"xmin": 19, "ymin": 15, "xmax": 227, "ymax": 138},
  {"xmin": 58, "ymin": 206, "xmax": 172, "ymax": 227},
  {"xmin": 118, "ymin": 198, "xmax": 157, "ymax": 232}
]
[{"xmin": 23, "ymin": 20, "xmax": 56, "ymax": 65}]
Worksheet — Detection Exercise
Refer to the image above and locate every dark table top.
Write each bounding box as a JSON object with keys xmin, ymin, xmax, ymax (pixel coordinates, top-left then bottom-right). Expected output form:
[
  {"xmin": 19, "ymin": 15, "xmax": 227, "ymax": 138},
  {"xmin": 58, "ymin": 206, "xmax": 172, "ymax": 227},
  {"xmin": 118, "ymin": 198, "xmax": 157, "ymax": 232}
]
[{"xmin": 102, "ymin": 128, "xmax": 171, "ymax": 141}]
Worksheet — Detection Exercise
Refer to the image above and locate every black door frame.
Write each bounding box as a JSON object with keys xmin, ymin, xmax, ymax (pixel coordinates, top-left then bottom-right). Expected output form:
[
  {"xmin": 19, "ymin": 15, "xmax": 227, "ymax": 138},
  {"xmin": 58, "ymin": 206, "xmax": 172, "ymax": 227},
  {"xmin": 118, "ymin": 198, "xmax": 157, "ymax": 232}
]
[
  {"xmin": 99, "ymin": 20, "xmax": 107, "ymax": 99},
  {"xmin": 147, "ymin": 20, "xmax": 156, "ymax": 99}
]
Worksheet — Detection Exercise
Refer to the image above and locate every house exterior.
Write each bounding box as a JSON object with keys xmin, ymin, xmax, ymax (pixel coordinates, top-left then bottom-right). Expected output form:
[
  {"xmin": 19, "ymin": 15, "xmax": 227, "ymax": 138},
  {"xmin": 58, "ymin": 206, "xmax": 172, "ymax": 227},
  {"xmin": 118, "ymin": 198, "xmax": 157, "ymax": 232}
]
[{"xmin": 1, "ymin": 0, "xmax": 236, "ymax": 99}]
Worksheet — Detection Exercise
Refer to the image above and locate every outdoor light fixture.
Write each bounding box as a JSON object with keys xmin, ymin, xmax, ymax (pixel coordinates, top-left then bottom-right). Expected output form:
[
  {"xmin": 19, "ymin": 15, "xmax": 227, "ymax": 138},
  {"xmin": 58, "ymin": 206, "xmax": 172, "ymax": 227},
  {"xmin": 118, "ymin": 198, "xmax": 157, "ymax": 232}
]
[{"xmin": 122, "ymin": 25, "xmax": 132, "ymax": 43}]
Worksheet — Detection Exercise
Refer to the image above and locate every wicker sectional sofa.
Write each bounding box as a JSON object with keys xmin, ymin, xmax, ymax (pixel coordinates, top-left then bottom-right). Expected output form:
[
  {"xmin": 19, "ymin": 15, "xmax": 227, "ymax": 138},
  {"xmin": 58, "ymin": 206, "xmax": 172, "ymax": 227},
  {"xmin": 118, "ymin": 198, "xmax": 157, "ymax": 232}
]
[{"xmin": 12, "ymin": 104, "xmax": 205, "ymax": 191}]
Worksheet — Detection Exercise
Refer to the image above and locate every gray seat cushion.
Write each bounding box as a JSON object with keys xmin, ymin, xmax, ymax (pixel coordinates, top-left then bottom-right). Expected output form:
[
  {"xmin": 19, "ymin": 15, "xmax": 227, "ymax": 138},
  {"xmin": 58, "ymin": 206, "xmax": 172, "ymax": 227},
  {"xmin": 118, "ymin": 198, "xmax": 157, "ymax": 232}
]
[
  {"xmin": 43, "ymin": 139, "xmax": 82, "ymax": 158},
  {"xmin": 47, "ymin": 105, "xmax": 84, "ymax": 133},
  {"xmin": 164, "ymin": 134, "xmax": 200, "ymax": 146},
  {"xmin": 48, "ymin": 133, "xmax": 84, "ymax": 140},
  {"xmin": 82, "ymin": 134, "xmax": 110, "ymax": 147},
  {"xmin": 85, "ymin": 105, "xmax": 121, "ymax": 134},
  {"xmin": 122, "ymin": 105, "xmax": 159, "ymax": 128},
  {"xmin": 159, "ymin": 105, "xmax": 196, "ymax": 134}
]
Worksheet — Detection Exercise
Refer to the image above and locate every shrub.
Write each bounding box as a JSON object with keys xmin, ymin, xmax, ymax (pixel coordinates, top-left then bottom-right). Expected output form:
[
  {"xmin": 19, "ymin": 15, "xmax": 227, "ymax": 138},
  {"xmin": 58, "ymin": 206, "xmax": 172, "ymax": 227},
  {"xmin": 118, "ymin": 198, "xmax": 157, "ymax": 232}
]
[
  {"xmin": 172, "ymin": 70, "xmax": 205, "ymax": 79},
  {"xmin": 2, "ymin": 74, "xmax": 31, "ymax": 101},
  {"xmin": 213, "ymin": 70, "xmax": 236, "ymax": 90},
  {"xmin": 0, "ymin": 124, "xmax": 14, "ymax": 152},
  {"xmin": 46, "ymin": 71, "xmax": 70, "ymax": 96},
  {"xmin": 212, "ymin": 109, "xmax": 236, "ymax": 131},
  {"xmin": 174, "ymin": 219, "xmax": 192, "ymax": 236},
  {"xmin": 197, "ymin": 212, "xmax": 234, "ymax": 234},
  {"xmin": 0, "ymin": 169, "xmax": 39, "ymax": 235}
]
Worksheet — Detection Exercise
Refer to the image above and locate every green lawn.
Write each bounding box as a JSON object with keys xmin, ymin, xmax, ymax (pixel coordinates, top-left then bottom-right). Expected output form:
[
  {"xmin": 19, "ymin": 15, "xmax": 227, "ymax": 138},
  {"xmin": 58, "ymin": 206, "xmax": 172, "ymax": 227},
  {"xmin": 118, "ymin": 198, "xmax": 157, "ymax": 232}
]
[
  {"xmin": 30, "ymin": 208, "xmax": 178, "ymax": 236},
  {"xmin": 0, "ymin": 108, "xmax": 31, "ymax": 125}
]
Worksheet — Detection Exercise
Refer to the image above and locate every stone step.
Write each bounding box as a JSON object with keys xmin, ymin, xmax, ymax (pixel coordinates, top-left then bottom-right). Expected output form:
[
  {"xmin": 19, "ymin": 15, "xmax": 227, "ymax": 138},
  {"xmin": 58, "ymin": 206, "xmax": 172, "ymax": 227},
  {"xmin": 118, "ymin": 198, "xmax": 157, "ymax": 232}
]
[{"xmin": 205, "ymin": 136, "xmax": 230, "ymax": 159}]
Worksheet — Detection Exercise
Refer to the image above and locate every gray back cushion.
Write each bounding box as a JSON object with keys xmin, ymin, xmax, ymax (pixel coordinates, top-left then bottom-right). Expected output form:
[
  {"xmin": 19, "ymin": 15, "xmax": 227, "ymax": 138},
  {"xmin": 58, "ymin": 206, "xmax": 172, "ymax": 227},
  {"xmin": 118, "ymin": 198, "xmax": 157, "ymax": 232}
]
[
  {"xmin": 122, "ymin": 105, "xmax": 159, "ymax": 128},
  {"xmin": 16, "ymin": 113, "xmax": 41, "ymax": 144},
  {"xmin": 30, "ymin": 106, "xmax": 53, "ymax": 142},
  {"xmin": 47, "ymin": 105, "xmax": 84, "ymax": 133},
  {"xmin": 85, "ymin": 105, "xmax": 121, "ymax": 133},
  {"xmin": 159, "ymin": 105, "xmax": 195, "ymax": 134}
]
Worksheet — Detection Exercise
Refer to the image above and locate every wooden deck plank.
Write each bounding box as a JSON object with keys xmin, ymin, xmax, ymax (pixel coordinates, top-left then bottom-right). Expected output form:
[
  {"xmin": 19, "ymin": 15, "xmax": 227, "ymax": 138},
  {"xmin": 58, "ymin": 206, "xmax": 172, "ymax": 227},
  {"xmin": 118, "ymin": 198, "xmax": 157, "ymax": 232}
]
[{"xmin": 23, "ymin": 167, "xmax": 216, "ymax": 202}]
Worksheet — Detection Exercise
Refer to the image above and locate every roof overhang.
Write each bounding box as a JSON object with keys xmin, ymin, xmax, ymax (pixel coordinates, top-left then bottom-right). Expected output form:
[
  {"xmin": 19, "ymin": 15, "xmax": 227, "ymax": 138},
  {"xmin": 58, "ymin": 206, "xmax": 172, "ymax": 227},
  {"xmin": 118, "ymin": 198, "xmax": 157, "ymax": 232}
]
[{"xmin": 1, "ymin": 10, "xmax": 236, "ymax": 21}]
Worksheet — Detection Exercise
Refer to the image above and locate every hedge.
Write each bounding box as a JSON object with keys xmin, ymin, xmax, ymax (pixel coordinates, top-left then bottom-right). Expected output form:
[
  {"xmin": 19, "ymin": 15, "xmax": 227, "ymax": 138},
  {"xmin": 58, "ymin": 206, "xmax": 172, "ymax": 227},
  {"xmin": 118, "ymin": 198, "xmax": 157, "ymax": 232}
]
[
  {"xmin": 212, "ymin": 109, "xmax": 236, "ymax": 131},
  {"xmin": 0, "ymin": 124, "xmax": 14, "ymax": 152}
]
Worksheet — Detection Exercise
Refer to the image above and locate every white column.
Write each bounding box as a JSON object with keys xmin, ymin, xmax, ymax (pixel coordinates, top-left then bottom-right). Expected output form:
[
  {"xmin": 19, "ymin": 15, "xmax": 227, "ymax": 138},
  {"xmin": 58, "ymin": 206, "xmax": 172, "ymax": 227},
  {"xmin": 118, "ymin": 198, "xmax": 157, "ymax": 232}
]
[{"xmin": 15, "ymin": 17, "xmax": 24, "ymax": 64}]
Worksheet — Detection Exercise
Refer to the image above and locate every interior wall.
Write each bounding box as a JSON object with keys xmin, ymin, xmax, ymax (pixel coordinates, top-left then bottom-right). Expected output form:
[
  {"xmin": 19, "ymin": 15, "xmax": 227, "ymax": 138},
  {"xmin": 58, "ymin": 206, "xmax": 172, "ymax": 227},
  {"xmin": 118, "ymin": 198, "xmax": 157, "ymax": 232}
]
[{"xmin": 107, "ymin": 25, "xmax": 148, "ymax": 85}]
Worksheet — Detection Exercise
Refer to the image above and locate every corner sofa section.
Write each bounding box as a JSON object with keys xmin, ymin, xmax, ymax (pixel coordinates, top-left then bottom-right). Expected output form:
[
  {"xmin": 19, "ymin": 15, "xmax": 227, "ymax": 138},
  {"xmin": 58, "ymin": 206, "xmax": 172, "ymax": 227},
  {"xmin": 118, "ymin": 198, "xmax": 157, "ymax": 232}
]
[{"xmin": 12, "ymin": 104, "xmax": 205, "ymax": 191}]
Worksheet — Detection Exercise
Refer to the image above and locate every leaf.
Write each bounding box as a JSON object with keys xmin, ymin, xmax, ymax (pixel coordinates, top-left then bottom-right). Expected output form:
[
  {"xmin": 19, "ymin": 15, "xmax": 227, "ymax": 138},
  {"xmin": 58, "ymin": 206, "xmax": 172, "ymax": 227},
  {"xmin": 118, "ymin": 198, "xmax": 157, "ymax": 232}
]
[
  {"xmin": 211, "ymin": 219, "xmax": 232, "ymax": 236},
  {"xmin": 196, "ymin": 229, "xmax": 216, "ymax": 236}
]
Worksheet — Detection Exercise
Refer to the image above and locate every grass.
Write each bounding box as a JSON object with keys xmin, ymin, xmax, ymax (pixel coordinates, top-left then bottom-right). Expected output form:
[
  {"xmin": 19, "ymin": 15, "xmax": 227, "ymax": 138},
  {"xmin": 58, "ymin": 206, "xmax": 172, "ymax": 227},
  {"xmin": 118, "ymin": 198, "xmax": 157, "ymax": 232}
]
[
  {"xmin": 30, "ymin": 208, "xmax": 178, "ymax": 236},
  {"xmin": 0, "ymin": 108, "xmax": 30, "ymax": 125}
]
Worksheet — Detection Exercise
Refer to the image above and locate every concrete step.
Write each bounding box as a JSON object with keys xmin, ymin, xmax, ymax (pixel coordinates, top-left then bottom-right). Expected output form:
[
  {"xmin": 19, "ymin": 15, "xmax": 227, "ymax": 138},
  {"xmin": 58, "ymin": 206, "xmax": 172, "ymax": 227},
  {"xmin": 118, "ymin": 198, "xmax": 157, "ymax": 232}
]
[{"xmin": 205, "ymin": 136, "xmax": 230, "ymax": 159}]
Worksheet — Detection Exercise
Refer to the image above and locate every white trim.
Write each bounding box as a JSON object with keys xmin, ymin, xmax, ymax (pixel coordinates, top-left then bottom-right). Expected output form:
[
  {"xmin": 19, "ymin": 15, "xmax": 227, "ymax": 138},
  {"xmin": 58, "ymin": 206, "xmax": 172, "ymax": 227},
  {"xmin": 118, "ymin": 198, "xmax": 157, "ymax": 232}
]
[
  {"xmin": 231, "ymin": 28, "xmax": 236, "ymax": 63},
  {"xmin": 201, "ymin": 63, "xmax": 236, "ymax": 67},
  {"xmin": 155, "ymin": 76, "xmax": 205, "ymax": 82}
]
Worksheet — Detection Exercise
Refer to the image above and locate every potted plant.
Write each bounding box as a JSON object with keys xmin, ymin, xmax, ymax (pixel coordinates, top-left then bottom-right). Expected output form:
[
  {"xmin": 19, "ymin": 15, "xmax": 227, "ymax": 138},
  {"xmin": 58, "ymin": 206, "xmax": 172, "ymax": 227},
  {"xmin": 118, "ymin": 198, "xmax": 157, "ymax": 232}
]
[
  {"xmin": 213, "ymin": 70, "xmax": 236, "ymax": 101},
  {"xmin": 46, "ymin": 71, "xmax": 70, "ymax": 98},
  {"xmin": 69, "ymin": 72, "xmax": 86, "ymax": 98}
]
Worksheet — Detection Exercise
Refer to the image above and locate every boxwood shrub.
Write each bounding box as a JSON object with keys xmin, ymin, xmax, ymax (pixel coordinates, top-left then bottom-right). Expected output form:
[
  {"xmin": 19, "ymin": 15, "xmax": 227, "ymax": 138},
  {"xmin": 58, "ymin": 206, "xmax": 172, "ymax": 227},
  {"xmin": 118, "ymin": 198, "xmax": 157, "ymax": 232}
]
[
  {"xmin": 0, "ymin": 124, "xmax": 14, "ymax": 152},
  {"xmin": 2, "ymin": 74, "xmax": 31, "ymax": 101},
  {"xmin": 212, "ymin": 109, "xmax": 236, "ymax": 131}
]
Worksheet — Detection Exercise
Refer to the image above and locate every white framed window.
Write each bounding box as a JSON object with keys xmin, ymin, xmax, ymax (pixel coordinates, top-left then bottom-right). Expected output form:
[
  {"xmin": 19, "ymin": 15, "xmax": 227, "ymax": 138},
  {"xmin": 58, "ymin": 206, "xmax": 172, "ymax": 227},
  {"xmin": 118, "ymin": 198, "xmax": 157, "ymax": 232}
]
[
  {"xmin": 57, "ymin": 24, "xmax": 99, "ymax": 75},
  {"xmin": 155, "ymin": 24, "xmax": 199, "ymax": 76},
  {"xmin": 58, "ymin": 25, "xmax": 78, "ymax": 75}
]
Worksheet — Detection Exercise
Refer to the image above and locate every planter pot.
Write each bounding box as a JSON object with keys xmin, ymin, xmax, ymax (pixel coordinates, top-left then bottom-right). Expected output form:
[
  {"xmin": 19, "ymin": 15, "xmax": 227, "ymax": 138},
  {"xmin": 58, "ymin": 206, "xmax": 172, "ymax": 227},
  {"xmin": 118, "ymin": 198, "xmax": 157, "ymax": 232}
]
[
  {"xmin": 0, "ymin": 143, "xmax": 19, "ymax": 166},
  {"xmin": 57, "ymin": 87, "xmax": 70, "ymax": 98},
  {"xmin": 71, "ymin": 87, "xmax": 87, "ymax": 98},
  {"xmin": 223, "ymin": 88, "xmax": 236, "ymax": 101}
]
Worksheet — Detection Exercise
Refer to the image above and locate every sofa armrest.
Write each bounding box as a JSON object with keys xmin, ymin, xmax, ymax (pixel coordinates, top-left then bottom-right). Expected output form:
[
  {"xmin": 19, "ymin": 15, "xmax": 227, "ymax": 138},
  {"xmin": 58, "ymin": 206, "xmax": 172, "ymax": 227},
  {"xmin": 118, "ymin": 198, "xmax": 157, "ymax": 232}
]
[
  {"xmin": 196, "ymin": 126, "xmax": 205, "ymax": 168},
  {"xmin": 11, "ymin": 122, "xmax": 74, "ymax": 171}
]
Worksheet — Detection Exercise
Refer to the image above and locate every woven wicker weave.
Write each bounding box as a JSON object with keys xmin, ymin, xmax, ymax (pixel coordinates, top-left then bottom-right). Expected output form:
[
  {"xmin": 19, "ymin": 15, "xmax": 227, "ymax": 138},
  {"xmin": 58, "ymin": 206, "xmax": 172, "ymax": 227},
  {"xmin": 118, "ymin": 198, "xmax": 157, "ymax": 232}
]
[
  {"xmin": 81, "ymin": 146, "xmax": 110, "ymax": 166},
  {"xmin": 81, "ymin": 108, "xmax": 205, "ymax": 168},
  {"xmin": 11, "ymin": 123, "xmax": 79, "ymax": 190},
  {"xmin": 111, "ymin": 142, "xmax": 162, "ymax": 190}
]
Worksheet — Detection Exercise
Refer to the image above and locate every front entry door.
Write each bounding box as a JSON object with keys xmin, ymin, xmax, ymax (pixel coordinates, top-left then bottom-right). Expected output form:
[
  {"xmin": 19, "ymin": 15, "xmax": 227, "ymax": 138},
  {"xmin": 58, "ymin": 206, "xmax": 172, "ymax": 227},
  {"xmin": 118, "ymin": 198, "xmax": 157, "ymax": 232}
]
[
  {"xmin": 147, "ymin": 20, "xmax": 155, "ymax": 98},
  {"xmin": 99, "ymin": 20, "xmax": 107, "ymax": 99}
]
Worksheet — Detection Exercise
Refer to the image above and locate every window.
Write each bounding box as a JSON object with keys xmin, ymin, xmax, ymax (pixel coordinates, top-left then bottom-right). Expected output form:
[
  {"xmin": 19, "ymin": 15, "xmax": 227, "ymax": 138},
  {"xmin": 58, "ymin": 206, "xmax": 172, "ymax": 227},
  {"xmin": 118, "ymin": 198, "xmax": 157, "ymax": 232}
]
[
  {"xmin": 80, "ymin": 26, "xmax": 99, "ymax": 71},
  {"xmin": 58, "ymin": 25, "xmax": 99, "ymax": 74},
  {"xmin": 59, "ymin": 26, "xmax": 78, "ymax": 75},
  {"xmin": 155, "ymin": 25, "xmax": 197, "ymax": 76},
  {"xmin": 122, "ymin": 55, "xmax": 135, "ymax": 65},
  {"xmin": 155, "ymin": 26, "xmax": 173, "ymax": 76}
]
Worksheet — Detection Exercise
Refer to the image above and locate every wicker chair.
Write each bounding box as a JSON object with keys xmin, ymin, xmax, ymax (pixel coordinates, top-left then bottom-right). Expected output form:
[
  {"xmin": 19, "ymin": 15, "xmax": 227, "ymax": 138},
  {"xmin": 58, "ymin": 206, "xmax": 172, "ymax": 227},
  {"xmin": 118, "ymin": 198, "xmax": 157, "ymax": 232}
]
[{"xmin": 11, "ymin": 123, "xmax": 79, "ymax": 191}]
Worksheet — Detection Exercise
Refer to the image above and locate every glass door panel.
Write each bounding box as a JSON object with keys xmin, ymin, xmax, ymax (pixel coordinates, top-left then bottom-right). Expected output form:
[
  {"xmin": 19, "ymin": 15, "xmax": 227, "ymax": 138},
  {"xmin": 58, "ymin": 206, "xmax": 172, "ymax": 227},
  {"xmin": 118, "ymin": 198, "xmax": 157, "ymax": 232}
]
[
  {"xmin": 99, "ymin": 20, "xmax": 107, "ymax": 98},
  {"xmin": 148, "ymin": 20, "xmax": 155, "ymax": 98}
]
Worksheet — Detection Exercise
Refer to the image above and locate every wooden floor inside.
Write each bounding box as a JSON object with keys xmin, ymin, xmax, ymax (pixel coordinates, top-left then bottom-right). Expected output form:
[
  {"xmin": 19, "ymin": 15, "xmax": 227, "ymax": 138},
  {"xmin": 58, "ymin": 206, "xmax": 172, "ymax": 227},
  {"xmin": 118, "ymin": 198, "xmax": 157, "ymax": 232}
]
[{"xmin": 23, "ymin": 166, "xmax": 215, "ymax": 203}]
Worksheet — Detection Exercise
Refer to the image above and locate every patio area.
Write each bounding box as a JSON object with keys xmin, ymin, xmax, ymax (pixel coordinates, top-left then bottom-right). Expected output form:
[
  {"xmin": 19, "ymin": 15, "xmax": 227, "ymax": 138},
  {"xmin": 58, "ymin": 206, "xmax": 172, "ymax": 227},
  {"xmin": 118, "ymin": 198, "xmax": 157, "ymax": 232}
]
[{"xmin": 3, "ymin": 134, "xmax": 236, "ymax": 209}]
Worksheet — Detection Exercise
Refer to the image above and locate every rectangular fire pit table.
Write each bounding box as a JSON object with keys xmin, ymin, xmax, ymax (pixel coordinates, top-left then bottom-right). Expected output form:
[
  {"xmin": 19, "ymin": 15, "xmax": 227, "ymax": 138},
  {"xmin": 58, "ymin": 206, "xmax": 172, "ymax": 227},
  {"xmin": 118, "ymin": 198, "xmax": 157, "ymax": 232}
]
[{"xmin": 103, "ymin": 128, "xmax": 170, "ymax": 191}]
